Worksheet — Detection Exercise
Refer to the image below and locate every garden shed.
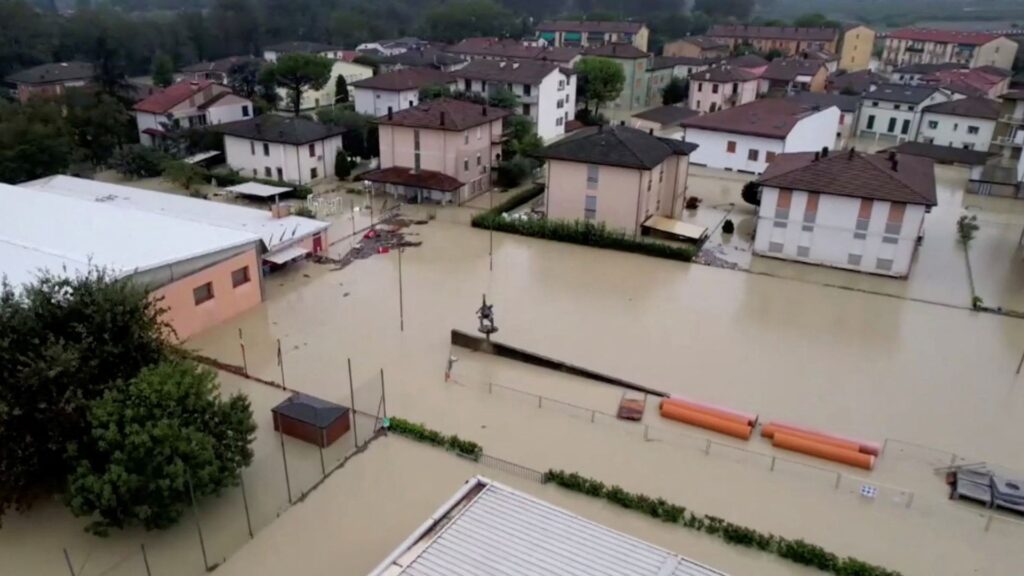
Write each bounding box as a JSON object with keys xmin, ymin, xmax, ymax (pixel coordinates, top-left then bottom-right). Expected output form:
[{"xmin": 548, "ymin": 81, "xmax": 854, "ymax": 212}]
[{"xmin": 271, "ymin": 393, "xmax": 351, "ymax": 447}]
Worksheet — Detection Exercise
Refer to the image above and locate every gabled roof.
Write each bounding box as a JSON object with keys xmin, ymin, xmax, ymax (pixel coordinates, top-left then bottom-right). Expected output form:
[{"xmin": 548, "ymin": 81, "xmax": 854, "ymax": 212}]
[
  {"xmin": 265, "ymin": 41, "xmax": 341, "ymax": 54},
  {"xmin": 651, "ymin": 56, "xmax": 713, "ymax": 68},
  {"xmin": 827, "ymin": 69, "xmax": 886, "ymax": 95},
  {"xmin": 757, "ymin": 150, "xmax": 937, "ymax": 206},
  {"xmin": 446, "ymin": 38, "xmax": 580, "ymax": 63},
  {"xmin": 690, "ymin": 65, "xmax": 759, "ymax": 83},
  {"xmin": 133, "ymin": 80, "xmax": 217, "ymax": 114},
  {"xmin": 708, "ymin": 25, "xmax": 838, "ymax": 42},
  {"xmin": 888, "ymin": 28, "xmax": 1000, "ymax": 46},
  {"xmin": 272, "ymin": 393, "xmax": 348, "ymax": 428},
  {"xmin": 377, "ymin": 98, "xmax": 510, "ymax": 131},
  {"xmin": 351, "ymin": 68, "xmax": 452, "ymax": 91},
  {"xmin": 922, "ymin": 96, "xmax": 1000, "ymax": 120},
  {"xmin": 453, "ymin": 59, "xmax": 564, "ymax": 85},
  {"xmin": 1003, "ymin": 90, "xmax": 1024, "ymax": 101},
  {"xmin": 893, "ymin": 62, "xmax": 963, "ymax": 75},
  {"xmin": 535, "ymin": 125, "xmax": 697, "ymax": 170},
  {"xmin": 180, "ymin": 56, "xmax": 259, "ymax": 75},
  {"xmin": 378, "ymin": 47, "xmax": 466, "ymax": 69},
  {"xmin": 5, "ymin": 61, "xmax": 94, "ymax": 85},
  {"xmin": 215, "ymin": 115, "xmax": 346, "ymax": 145},
  {"xmin": 681, "ymin": 99, "xmax": 830, "ymax": 139},
  {"xmin": 886, "ymin": 142, "xmax": 994, "ymax": 166},
  {"xmin": 787, "ymin": 92, "xmax": 861, "ymax": 113},
  {"xmin": 726, "ymin": 54, "xmax": 769, "ymax": 69},
  {"xmin": 361, "ymin": 166, "xmax": 463, "ymax": 192},
  {"xmin": 632, "ymin": 105, "xmax": 699, "ymax": 126},
  {"xmin": 537, "ymin": 20, "xmax": 645, "ymax": 33},
  {"xmin": 761, "ymin": 58, "xmax": 826, "ymax": 81},
  {"xmin": 864, "ymin": 83, "xmax": 943, "ymax": 104},
  {"xmin": 582, "ymin": 44, "xmax": 649, "ymax": 59},
  {"xmin": 672, "ymin": 36, "xmax": 728, "ymax": 50}
]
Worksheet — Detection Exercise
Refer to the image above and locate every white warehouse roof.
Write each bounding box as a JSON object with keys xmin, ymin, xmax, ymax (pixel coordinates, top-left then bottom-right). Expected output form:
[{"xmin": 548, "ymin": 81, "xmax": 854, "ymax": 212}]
[
  {"xmin": 369, "ymin": 476, "xmax": 728, "ymax": 576},
  {"xmin": 0, "ymin": 183, "xmax": 259, "ymax": 287},
  {"xmin": 22, "ymin": 176, "xmax": 328, "ymax": 252}
]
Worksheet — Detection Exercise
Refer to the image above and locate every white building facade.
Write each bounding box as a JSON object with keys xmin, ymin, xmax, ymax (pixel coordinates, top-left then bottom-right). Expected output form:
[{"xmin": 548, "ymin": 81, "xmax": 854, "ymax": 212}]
[
  {"xmin": 354, "ymin": 86, "xmax": 420, "ymax": 117},
  {"xmin": 918, "ymin": 112, "xmax": 997, "ymax": 150},
  {"xmin": 856, "ymin": 86, "xmax": 953, "ymax": 141},
  {"xmin": 133, "ymin": 81, "xmax": 253, "ymax": 147},
  {"xmin": 218, "ymin": 116, "xmax": 346, "ymax": 185}
]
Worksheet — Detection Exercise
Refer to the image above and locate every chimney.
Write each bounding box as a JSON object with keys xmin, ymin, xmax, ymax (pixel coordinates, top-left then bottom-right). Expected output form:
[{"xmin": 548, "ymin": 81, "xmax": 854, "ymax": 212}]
[
  {"xmin": 813, "ymin": 151, "xmax": 820, "ymax": 161},
  {"xmin": 887, "ymin": 150, "xmax": 897, "ymax": 162},
  {"xmin": 482, "ymin": 105, "xmax": 488, "ymax": 116},
  {"xmin": 848, "ymin": 147, "xmax": 855, "ymax": 160},
  {"xmin": 891, "ymin": 156, "xmax": 899, "ymax": 172},
  {"xmin": 821, "ymin": 146, "xmax": 829, "ymax": 158},
  {"xmin": 649, "ymin": 128, "xmax": 654, "ymax": 135},
  {"xmin": 440, "ymin": 111, "xmax": 445, "ymax": 126},
  {"xmin": 387, "ymin": 106, "xmax": 393, "ymax": 120}
]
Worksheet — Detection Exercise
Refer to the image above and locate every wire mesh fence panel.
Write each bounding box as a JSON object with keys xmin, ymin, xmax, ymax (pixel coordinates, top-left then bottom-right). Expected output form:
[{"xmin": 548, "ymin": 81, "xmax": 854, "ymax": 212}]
[
  {"xmin": 72, "ymin": 546, "xmax": 147, "ymax": 576},
  {"xmin": 479, "ymin": 454, "xmax": 546, "ymax": 484}
]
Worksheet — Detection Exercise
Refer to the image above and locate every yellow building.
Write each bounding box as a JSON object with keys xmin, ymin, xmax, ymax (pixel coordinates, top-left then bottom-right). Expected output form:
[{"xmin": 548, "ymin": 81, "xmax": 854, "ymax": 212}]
[{"xmin": 839, "ymin": 25, "xmax": 875, "ymax": 72}]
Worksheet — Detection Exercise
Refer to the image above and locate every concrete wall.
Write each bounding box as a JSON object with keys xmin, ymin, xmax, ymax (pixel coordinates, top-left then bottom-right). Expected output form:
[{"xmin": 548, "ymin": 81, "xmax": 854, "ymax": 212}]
[
  {"xmin": 754, "ymin": 186, "xmax": 927, "ymax": 278},
  {"xmin": 974, "ymin": 37, "xmax": 1018, "ymax": 70},
  {"xmin": 206, "ymin": 96, "xmax": 253, "ymax": 125},
  {"xmin": 839, "ymin": 26, "xmax": 875, "ymax": 72},
  {"xmin": 224, "ymin": 134, "xmax": 344, "ymax": 184},
  {"xmin": 353, "ymin": 87, "xmax": 422, "ymax": 117},
  {"xmin": 857, "ymin": 92, "xmax": 951, "ymax": 140},
  {"xmin": 278, "ymin": 62, "xmax": 373, "ymax": 111},
  {"xmin": 689, "ymin": 79, "xmax": 758, "ymax": 113},
  {"xmin": 685, "ymin": 128, "xmax": 786, "ymax": 173},
  {"xmin": 784, "ymin": 106, "xmax": 841, "ymax": 153},
  {"xmin": 378, "ymin": 119, "xmax": 503, "ymax": 195},
  {"xmin": 544, "ymin": 159, "xmax": 643, "ymax": 234},
  {"xmin": 917, "ymin": 113, "xmax": 996, "ymax": 150}
]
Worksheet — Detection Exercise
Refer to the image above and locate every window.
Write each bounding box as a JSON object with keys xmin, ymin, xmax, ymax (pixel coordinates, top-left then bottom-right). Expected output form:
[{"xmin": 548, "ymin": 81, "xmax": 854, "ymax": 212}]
[
  {"xmin": 748, "ymin": 149, "xmax": 759, "ymax": 162},
  {"xmin": 887, "ymin": 117, "xmax": 897, "ymax": 133},
  {"xmin": 556, "ymin": 116, "xmax": 563, "ymax": 126},
  {"xmin": 250, "ymin": 141, "xmax": 255, "ymax": 155},
  {"xmin": 962, "ymin": 143, "xmax": 975, "ymax": 150},
  {"xmin": 476, "ymin": 127, "xmax": 482, "ymax": 140},
  {"xmin": 464, "ymin": 132, "xmax": 469, "ymax": 145},
  {"xmin": 586, "ymin": 165, "xmax": 599, "ymax": 189},
  {"xmin": 894, "ymin": 104, "xmax": 901, "ymax": 111},
  {"xmin": 584, "ymin": 195, "xmax": 597, "ymax": 220},
  {"xmin": 659, "ymin": 164, "xmax": 664, "ymax": 183},
  {"xmin": 276, "ymin": 167, "xmax": 283, "ymax": 180},
  {"xmin": 839, "ymin": 113, "xmax": 845, "ymax": 126},
  {"xmin": 414, "ymin": 152, "xmax": 421, "ymax": 171},
  {"xmin": 871, "ymin": 101, "xmax": 879, "ymax": 107},
  {"xmin": 847, "ymin": 253, "xmax": 862, "ymax": 266},
  {"xmin": 263, "ymin": 142, "xmax": 270, "ymax": 156},
  {"xmin": 309, "ymin": 143, "xmax": 316, "ymax": 157},
  {"xmin": 968, "ymin": 125, "xmax": 980, "ymax": 135},
  {"xmin": 311, "ymin": 167, "xmax": 318, "ymax": 179},
  {"xmin": 414, "ymin": 129, "xmax": 421, "ymax": 151},
  {"xmin": 954, "ymin": 123, "xmax": 959, "ymax": 131},
  {"xmin": 231, "ymin": 266, "xmax": 250, "ymax": 288},
  {"xmin": 804, "ymin": 193, "xmax": 819, "ymax": 224},
  {"xmin": 928, "ymin": 120, "xmax": 939, "ymax": 129},
  {"xmin": 523, "ymin": 84, "xmax": 532, "ymax": 97},
  {"xmin": 712, "ymin": 83, "xmax": 719, "ymax": 94},
  {"xmin": 556, "ymin": 98, "xmax": 564, "ymax": 109},
  {"xmin": 698, "ymin": 82, "xmax": 703, "ymax": 93},
  {"xmin": 464, "ymin": 79, "xmax": 471, "ymax": 91},
  {"xmin": 476, "ymin": 153, "xmax": 481, "ymax": 166},
  {"xmin": 264, "ymin": 166, "xmax": 272, "ymax": 178},
  {"xmin": 885, "ymin": 202, "xmax": 904, "ymax": 236},
  {"xmin": 558, "ymin": 79, "xmax": 565, "ymax": 90},
  {"xmin": 797, "ymin": 245, "xmax": 810, "ymax": 258},
  {"xmin": 726, "ymin": 141, "xmax": 737, "ymax": 153},
  {"xmin": 866, "ymin": 115, "xmax": 876, "ymax": 130},
  {"xmin": 523, "ymin": 103, "xmax": 532, "ymax": 115},
  {"xmin": 768, "ymin": 241, "xmax": 784, "ymax": 253},
  {"xmin": 193, "ymin": 282, "xmax": 214, "ymax": 305},
  {"xmin": 876, "ymin": 258, "xmax": 893, "ymax": 271},
  {"xmin": 774, "ymin": 189, "xmax": 791, "ymax": 228},
  {"xmin": 463, "ymin": 158, "xmax": 469, "ymax": 171},
  {"xmin": 242, "ymin": 105, "xmax": 251, "ymax": 118},
  {"xmin": 901, "ymin": 119, "xmax": 910, "ymax": 135}
]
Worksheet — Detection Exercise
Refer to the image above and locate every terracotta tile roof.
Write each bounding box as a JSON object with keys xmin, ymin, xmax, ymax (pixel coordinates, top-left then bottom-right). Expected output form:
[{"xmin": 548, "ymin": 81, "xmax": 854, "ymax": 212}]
[
  {"xmin": 351, "ymin": 68, "xmax": 453, "ymax": 91},
  {"xmin": 826, "ymin": 70, "xmax": 887, "ymax": 95},
  {"xmin": 888, "ymin": 28, "xmax": 1000, "ymax": 46},
  {"xmin": 376, "ymin": 98, "xmax": 510, "ymax": 131},
  {"xmin": 726, "ymin": 54, "xmax": 769, "ymax": 69},
  {"xmin": 922, "ymin": 96, "xmax": 1001, "ymax": 120},
  {"xmin": 582, "ymin": 44, "xmax": 649, "ymax": 59},
  {"xmin": 361, "ymin": 166, "xmax": 463, "ymax": 191},
  {"xmin": 761, "ymin": 58, "xmax": 826, "ymax": 81},
  {"xmin": 886, "ymin": 142, "xmax": 994, "ymax": 166},
  {"xmin": 632, "ymin": 105, "xmax": 699, "ymax": 126},
  {"xmin": 674, "ymin": 36, "xmax": 728, "ymax": 49},
  {"xmin": 5, "ymin": 61, "xmax": 94, "ymax": 85},
  {"xmin": 893, "ymin": 62, "xmax": 964, "ymax": 75},
  {"xmin": 708, "ymin": 25, "xmax": 838, "ymax": 42},
  {"xmin": 651, "ymin": 56, "xmax": 713, "ymax": 68},
  {"xmin": 864, "ymin": 83, "xmax": 943, "ymax": 104},
  {"xmin": 214, "ymin": 115, "xmax": 346, "ymax": 145},
  {"xmin": 378, "ymin": 47, "xmax": 466, "ymax": 69},
  {"xmin": 537, "ymin": 20, "xmax": 645, "ymax": 34},
  {"xmin": 133, "ymin": 80, "xmax": 216, "ymax": 114},
  {"xmin": 757, "ymin": 150, "xmax": 937, "ymax": 206},
  {"xmin": 689, "ymin": 65, "xmax": 759, "ymax": 83},
  {"xmin": 680, "ymin": 99, "xmax": 827, "ymax": 139},
  {"xmin": 924, "ymin": 68, "xmax": 1007, "ymax": 96},
  {"xmin": 453, "ymin": 59, "xmax": 564, "ymax": 85},
  {"xmin": 535, "ymin": 125, "xmax": 697, "ymax": 170}
]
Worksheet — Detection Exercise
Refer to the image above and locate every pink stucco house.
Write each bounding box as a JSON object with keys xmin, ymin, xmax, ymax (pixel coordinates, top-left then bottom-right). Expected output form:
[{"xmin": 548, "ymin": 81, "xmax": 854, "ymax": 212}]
[
  {"xmin": 688, "ymin": 65, "xmax": 761, "ymax": 113},
  {"xmin": 536, "ymin": 125, "xmax": 699, "ymax": 237},
  {"xmin": 363, "ymin": 98, "xmax": 511, "ymax": 204}
]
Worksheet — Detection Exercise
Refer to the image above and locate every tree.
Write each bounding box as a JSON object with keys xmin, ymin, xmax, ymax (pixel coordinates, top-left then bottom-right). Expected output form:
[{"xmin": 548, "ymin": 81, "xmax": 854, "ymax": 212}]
[
  {"xmin": 765, "ymin": 49, "xmax": 785, "ymax": 61},
  {"xmin": 661, "ymin": 77, "xmax": 688, "ymax": 106},
  {"xmin": 110, "ymin": 145, "xmax": 170, "ymax": 178},
  {"xmin": 262, "ymin": 53, "xmax": 334, "ymax": 115},
  {"xmin": 0, "ymin": 100, "xmax": 74, "ymax": 184},
  {"xmin": 693, "ymin": 0, "xmax": 755, "ymax": 21},
  {"xmin": 228, "ymin": 59, "xmax": 263, "ymax": 99},
  {"xmin": 317, "ymin": 108, "xmax": 377, "ymax": 159},
  {"xmin": 423, "ymin": 0, "xmax": 515, "ymax": 44},
  {"xmin": 65, "ymin": 359, "xmax": 256, "ymax": 535},
  {"xmin": 419, "ymin": 83, "xmax": 453, "ymax": 102},
  {"xmin": 793, "ymin": 13, "xmax": 841, "ymax": 29},
  {"xmin": 741, "ymin": 181, "xmax": 761, "ymax": 207},
  {"xmin": 335, "ymin": 149, "xmax": 351, "ymax": 178},
  {"xmin": 162, "ymin": 160, "xmax": 204, "ymax": 191},
  {"xmin": 63, "ymin": 90, "xmax": 135, "ymax": 166},
  {"xmin": 487, "ymin": 87, "xmax": 519, "ymax": 109},
  {"xmin": 495, "ymin": 156, "xmax": 536, "ymax": 188},
  {"xmin": 502, "ymin": 114, "xmax": 542, "ymax": 160},
  {"xmin": 334, "ymin": 73, "xmax": 349, "ymax": 104},
  {"xmin": 575, "ymin": 57, "xmax": 625, "ymax": 115},
  {"xmin": 152, "ymin": 53, "xmax": 174, "ymax": 88},
  {"xmin": 0, "ymin": 269, "xmax": 170, "ymax": 521}
]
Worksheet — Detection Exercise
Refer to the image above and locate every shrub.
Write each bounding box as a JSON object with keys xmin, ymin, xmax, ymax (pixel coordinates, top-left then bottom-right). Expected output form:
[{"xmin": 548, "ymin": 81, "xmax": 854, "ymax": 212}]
[
  {"xmin": 741, "ymin": 181, "xmax": 761, "ymax": 206},
  {"xmin": 777, "ymin": 538, "xmax": 840, "ymax": 571},
  {"xmin": 495, "ymin": 156, "xmax": 536, "ymax": 188},
  {"xmin": 957, "ymin": 214, "xmax": 979, "ymax": 246},
  {"xmin": 292, "ymin": 205, "xmax": 316, "ymax": 218},
  {"xmin": 110, "ymin": 145, "xmax": 169, "ymax": 178},
  {"xmin": 335, "ymin": 149, "xmax": 351, "ymax": 179},
  {"xmin": 387, "ymin": 417, "xmax": 481, "ymax": 460},
  {"xmin": 721, "ymin": 219, "xmax": 735, "ymax": 234}
]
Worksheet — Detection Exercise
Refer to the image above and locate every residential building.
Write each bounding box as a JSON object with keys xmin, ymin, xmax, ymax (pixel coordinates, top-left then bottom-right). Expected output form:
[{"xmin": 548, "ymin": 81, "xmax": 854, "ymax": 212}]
[
  {"xmin": 838, "ymin": 24, "xmax": 876, "ymax": 72},
  {"xmin": 680, "ymin": 99, "xmax": 841, "ymax": 173},
  {"xmin": 355, "ymin": 37, "xmax": 426, "ymax": 57},
  {"xmin": 753, "ymin": 149, "xmax": 936, "ymax": 278},
  {"xmin": 363, "ymin": 99, "xmax": 510, "ymax": 204},
  {"xmin": 536, "ymin": 125, "xmax": 698, "ymax": 237},
  {"xmin": 451, "ymin": 60, "xmax": 576, "ymax": 141},
  {"xmin": 631, "ymin": 105, "xmax": 699, "ymax": 139},
  {"xmin": 351, "ymin": 68, "xmax": 455, "ymax": 117},
  {"xmin": 688, "ymin": 66, "xmax": 760, "ymax": 113},
  {"xmin": 917, "ymin": 97, "xmax": 1000, "ymax": 150},
  {"xmin": 13, "ymin": 175, "xmax": 328, "ymax": 339},
  {"xmin": 726, "ymin": 54, "xmax": 770, "ymax": 74},
  {"xmin": 707, "ymin": 25, "xmax": 839, "ymax": 56},
  {"xmin": 536, "ymin": 20, "xmax": 649, "ymax": 52},
  {"xmin": 798, "ymin": 49, "xmax": 839, "ymax": 74},
  {"xmin": 4, "ymin": 61, "xmax": 94, "ymax": 103},
  {"xmin": 377, "ymin": 47, "xmax": 468, "ymax": 73},
  {"xmin": 881, "ymin": 29, "xmax": 1018, "ymax": 71},
  {"xmin": 788, "ymin": 92, "xmax": 862, "ymax": 149},
  {"xmin": 826, "ymin": 69, "xmax": 887, "ymax": 95},
  {"xmin": 446, "ymin": 38, "xmax": 581, "ymax": 66},
  {"xmin": 649, "ymin": 56, "xmax": 713, "ymax": 80},
  {"xmin": 582, "ymin": 44, "xmax": 653, "ymax": 115},
  {"xmin": 263, "ymin": 41, "xmax": 346, "ymax": 62},
  {"xmin": 277, "ymin": 60, "xmax": 373, "ymax": 111},
  {"xmin": 856, "ymin": 84, "xmax": 955, "ymax": 141},
  {"xmin": 891, "ymin": 63, "xmax": 964, "ymax": 85},
  {"xmin": 179, "ymin": 56, "xmax": 260, "ymax": 84},
  {"xmin": 992, "ymin": 90, "xmax": 1024, "ymax": 161},
  {"xmin": 924, "ymin": 67, "xmax": 1012, "ymax": 99},
  {"xmin": 759, "ymin": 58, "xmax": 829, "ymax": 96},
  {"xmin": 216, "ymin": 115, "xmax": 346, "ymax": 185},
  {"xmin": 133, "ymin": 80, "xmax": 253, "ymax": 147},
  {"xmin": 645, "ymin": 59, "xmax": 677, "ymax": 108},
  {"xmin": 368, "ymin": 476, "xmax": 730, "ymax": 576},
  {"xmin": 662, "ymin": 36, "xmax": 730, "ymax": 60}
]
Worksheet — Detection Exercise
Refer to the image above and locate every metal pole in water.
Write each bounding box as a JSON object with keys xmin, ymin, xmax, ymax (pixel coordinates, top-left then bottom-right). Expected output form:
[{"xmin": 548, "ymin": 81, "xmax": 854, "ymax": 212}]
[
  {"xmin": 275, "ymin": 413, "xmax": 292, "ymax": 504},
  {"xmin": 1016, "ymin": 347, "xmax": 1024, "ymax": 375},
  {"xmin": 277, "ymin": 339, "xmax": 287, "ymax": 390},
  {"xmin": 397, "ymin": 248, "xmax": 405, "ymax": 332},
  {"xmin": 239, "ymin": 328, "xmax": 248, "ymax": 376},
  {"xmin": 141, "ymin": 544, "xmax": 152, "ymax": 576},
  {"xmin": 186, "ymin": 468, "xmax": 210, "ymax": 571},
  {"xmin": 380, "ymin": 368, "xmax": 388, "ymax": 420},
  {"xmin": 239, "ymin": 472, "xmax": 254, "ymax": 539},
  {"xmin": 63, "ymin": 548, "xmax": 75, "ymax": 576},
  {"xmin": 489, "ymin": 190, "xmax": 494, "ymax": 272},
  {"xmin": 348, "ymin": 358, "xmax": 360, "ymax": 447}
]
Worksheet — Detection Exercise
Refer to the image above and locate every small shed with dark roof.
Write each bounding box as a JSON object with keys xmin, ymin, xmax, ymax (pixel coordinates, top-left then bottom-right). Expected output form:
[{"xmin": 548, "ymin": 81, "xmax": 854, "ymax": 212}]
[{"xmin": 272, "ymin": 393, "xmax": 351, "ymax": 447}]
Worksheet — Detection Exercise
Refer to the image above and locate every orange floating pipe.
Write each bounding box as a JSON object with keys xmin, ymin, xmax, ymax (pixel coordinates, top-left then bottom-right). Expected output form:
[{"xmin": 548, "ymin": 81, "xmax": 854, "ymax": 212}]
[
  {"xmin": 773, "ymin": 432, "xmax": 876, "ymax": 470},
  {"xmin": 760, "ymin": 425, "xmax": 863, "ymax": 453},
  {"xmin": 660, "ymin": 401, "xmax": 753, "ymax": 440},
  {"xmin": 664, "ymin": 396, "xmax": 758, "ymax": 427},
  {"xmin": 762, "ymin": 421, "xmax": 880, "ymax": 456}
]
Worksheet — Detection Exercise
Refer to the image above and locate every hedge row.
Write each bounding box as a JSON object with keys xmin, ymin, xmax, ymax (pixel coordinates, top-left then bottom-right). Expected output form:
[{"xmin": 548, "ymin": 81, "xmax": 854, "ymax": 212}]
[
  {"xmin": 544, "ymin": 470, "xmax": 901, "ymax": 576},
  {"xmin": 471, "ymin": 184, "xmax": 546, "ymax": 225},
  {"xmin": 387, "ymin": 417, "xmax": 482, "ymax": 460}
]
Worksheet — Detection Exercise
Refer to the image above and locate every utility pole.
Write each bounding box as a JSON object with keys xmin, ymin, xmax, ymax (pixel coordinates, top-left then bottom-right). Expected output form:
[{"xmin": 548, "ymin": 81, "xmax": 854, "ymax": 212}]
[{"xmin": 397, "ymin": 247, "xmax": 405, "ymax": 332}]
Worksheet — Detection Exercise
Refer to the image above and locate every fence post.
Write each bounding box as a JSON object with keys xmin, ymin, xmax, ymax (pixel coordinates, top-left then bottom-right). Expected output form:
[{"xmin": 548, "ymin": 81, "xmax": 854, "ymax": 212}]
[
  {"xmin": 985, "ymin": 514, "xmax": 994, "ymax": 532},
  {"xmin": 488, "ymin": 381, "xmax": 492, "ymax": 394},
  {"xmin": 63, "ymin": 548, "xmax": 76, "ymax": 576},
  {"xmin": 277, "ymin": 338, "xmax": 287, "ymax": 390},
  {"xmin": 380, "ymin": 368, "xmax": 388, "ymax": 420},
  {"xmin": 590, "ymin": 410, "xmax": 595, "ymax": 423},
  {"xmin": 905, "ymin": 491, "xmax": 914, "ymax": 509},
  {"xmin": 186, "ymin": 468, "xmax": 210, "ymax": 571},
  {"xmin": 238, "ymin": 328, "xmax": 248, "ymax": 377},
  {"xmin": 348, "ymin": 358, "xmax": 360, "ymax": 447},
  {"xmin": 537, "ymin": 396, "xmax": 542, "ymax": 408},
  {"xmin": 239, "ymin": 471, "xmax": 254, "ymax": 539},
  {"xmin": 141, "ymin": 544, "xmax": 152, "ymax": 576},
  {"xmin": 704, "ymin": 440, "xmax": 711, "ymax": 455},
  {"xmin": 834, "ymin": 472, "xmax": 842, "ymax": 490},
  {"xmin": 643, "ymin": 425, "xmax": 649, "ymax": 441},
  {"xmin": 275, "ymin": 412, "xmax": 293, "ymax": 504},
  {"xmin": 770, "ymin": 456, "xmax": 776, "ymax": 471}
]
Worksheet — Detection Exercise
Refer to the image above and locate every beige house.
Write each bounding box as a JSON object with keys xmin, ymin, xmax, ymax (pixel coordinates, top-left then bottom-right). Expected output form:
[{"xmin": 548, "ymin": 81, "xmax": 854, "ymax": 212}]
[
  {"xmin": 536, "ymin": 125, "xmax": 699, "ymax": 238},
  {"xmin": 839, "ymin": 25, "xmax": 875, "ymax": 72},
  {"xmin": 363, "ymin": 98, "xmax": 510, "ymax": 204},
  {"xmin": 662, "ymin": 37, "xmax": 730, "ymax": 60},
  {"xmin": 881, "ymin": 29, "xmax": 1018, "ymax": 71}
]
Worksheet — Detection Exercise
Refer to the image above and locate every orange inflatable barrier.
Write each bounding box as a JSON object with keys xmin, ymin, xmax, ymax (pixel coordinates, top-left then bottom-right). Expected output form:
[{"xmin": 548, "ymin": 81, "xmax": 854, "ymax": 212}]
[
  {"xmin": 773, "ymin": 433, "xmax": 876, "ymax": 470},
  {"xmin": 659, "ymin": 401, "xmax": 752, "ymax": 440},
  {"xmin": 664, "ymin": 396, "xmax": 758, "ymax": 427},
  {"xmin": 760, "ymin": 425, "xmax": 863, "ymax": 453},
  {"xmin": 762, "ymin": 421, "xmax": 881, "ymax": 456}
]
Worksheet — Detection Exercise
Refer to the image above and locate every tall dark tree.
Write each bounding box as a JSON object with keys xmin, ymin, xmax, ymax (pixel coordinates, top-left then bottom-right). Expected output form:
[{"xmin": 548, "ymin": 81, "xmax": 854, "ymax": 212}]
[
  {"xmin": 694, "ymin": 0, "xmax": 756, "ymax": 21},
  {"xmin": 423, "ymin": 0, "xmax": 516, "ymax": 44},
  {"xmin": 661, "ymin": 77, "xmax": 688, "ymax": 106},
  {"xmin": 152, "ymin": 53, "xmax": 174, "ymax": 88},
  {"xmin": 262, "ymin": 53, "xmax": 333, "ymax": 115},
  {"xmin": 63, "ymin": 89, "xmax": 135, "ymax": 167},
  {"xmin": 334, "ymin": 73, "xmax": 349, "ymax": 104},
  {"xmin": 0, "ymin": 100, "xmax": 74, "ymax": 184}
]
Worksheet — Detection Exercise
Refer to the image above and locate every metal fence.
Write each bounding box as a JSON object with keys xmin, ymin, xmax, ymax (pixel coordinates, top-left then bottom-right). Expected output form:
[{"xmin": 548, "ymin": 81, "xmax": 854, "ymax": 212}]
[{"xmin": 478, "ymin": 454, "xmax": 546, "ymax": 484}]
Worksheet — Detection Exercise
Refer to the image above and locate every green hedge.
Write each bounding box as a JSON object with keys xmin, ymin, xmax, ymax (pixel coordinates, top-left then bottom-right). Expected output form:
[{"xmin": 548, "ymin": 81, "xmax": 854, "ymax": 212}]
[
  {"xmin": 544, "ymin": 469, "xmax": 901, "ymax": 576},
  {"xmin": 471, "ymin": 184, "xmax": 546, "ymax": 225},
  {"xmin": 387, "ymin": 417, "xmax": 482, "ymax": 460}
]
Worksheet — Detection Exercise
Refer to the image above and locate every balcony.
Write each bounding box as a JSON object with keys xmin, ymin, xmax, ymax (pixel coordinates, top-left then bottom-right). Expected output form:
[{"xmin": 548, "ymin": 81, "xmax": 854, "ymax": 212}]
[{"xmin": 999, "ymin": 115, "xmax": 1024, "ymax": 126}]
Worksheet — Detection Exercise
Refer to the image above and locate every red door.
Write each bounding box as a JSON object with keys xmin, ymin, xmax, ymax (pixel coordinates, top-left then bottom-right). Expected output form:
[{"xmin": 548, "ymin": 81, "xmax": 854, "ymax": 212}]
[{"xmin": 312, "ymin": 234, "xmax": 323, "ymax": 255}]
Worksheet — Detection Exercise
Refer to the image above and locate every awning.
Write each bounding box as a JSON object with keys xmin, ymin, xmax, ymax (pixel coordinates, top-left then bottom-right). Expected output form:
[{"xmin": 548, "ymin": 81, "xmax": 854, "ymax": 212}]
[
  {"xmin": 263, "ymin": 245, "xmax": 310, "ymax": 265},
  {"xmin": 226, "ymin": 182, "xmax": 294, "ymax": 198},
  {"xmin": 183, "ymin": 150, "xmax": 222, "ymax": 165},
  {"xmin": 643, "ymin": 215, "xmax": 708, "ymax": 242}
]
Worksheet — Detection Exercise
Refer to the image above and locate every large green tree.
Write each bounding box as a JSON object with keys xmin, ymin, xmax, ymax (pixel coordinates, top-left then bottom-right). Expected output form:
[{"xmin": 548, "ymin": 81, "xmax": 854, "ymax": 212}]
[
  {"xmin": 661, "ymin": 77, "xmax": 688, "ymax": 106},
  {"xmin": 575, "ymin": 57, "xmax": 625, "ymax": 115},
  {"xmin": 0, "ymin": 100, "xmax": 74, "ymax": 184},
  {"xmin": 66, "ymin": 359, "xmax": 256, "ymax": 535},
  {"xmin": 63, "ymin": 89, "xmax": 135, "ymax": 167},
  {"xmin": 262, "ymin": 53, "xmax": 334, "ymax": 115},
  {"xmin": 422, "ymin": 0, "xmax": 515, "ymax": 44},
  {"xmin": 151, "ymin": 53, "xmax": 174, "ymax": 87}
]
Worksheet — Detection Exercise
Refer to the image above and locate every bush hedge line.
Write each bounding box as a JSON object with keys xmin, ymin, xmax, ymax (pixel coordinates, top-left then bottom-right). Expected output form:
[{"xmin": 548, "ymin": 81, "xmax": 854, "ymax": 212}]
[
  {"xmin": 544, "ymin": 470, "xmax": 901, "ymax": 576},
  {"xmin": 387, "ymin": 417, "xmax": 482, "ymax": 460},
  {"xmin": 470, "ymin": 184, "xmax": 546, "ymax": 225}
]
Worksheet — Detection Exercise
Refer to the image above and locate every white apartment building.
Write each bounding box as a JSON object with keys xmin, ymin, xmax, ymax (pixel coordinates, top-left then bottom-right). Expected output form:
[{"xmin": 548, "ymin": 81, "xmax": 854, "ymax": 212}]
[
  {"xmin": 754, "ymin": 150, "xmax": 937, "ymax": 278},
  {"xmin": 881, "ymin": 29, "xmax": 1018, "ymax": 72},
  {"xmin": 917, "ymin": 97, "xmax": 1001, "ymax": 150},
  {"xmin": 133, "ymin": 80, "xmax": 253, "ymax": 147},
  {"xmin": 857, "ymin": 84, "xmax": 955, "ymax": 141},
  {"xmin": 351, "ymin": 68, "xmax": 455, "ymax": 117},
  {"xmin": 217, "ymin": 115, "xmax": 346, "ymax": 185},
  {"xmin": 680, "ymin": 99, "xmax": 840, "ymax": 174},
  {"xmin": 451, "ymin": 60, "xmax": 576, "ymax": 141}
]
